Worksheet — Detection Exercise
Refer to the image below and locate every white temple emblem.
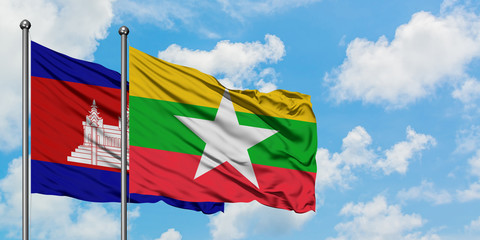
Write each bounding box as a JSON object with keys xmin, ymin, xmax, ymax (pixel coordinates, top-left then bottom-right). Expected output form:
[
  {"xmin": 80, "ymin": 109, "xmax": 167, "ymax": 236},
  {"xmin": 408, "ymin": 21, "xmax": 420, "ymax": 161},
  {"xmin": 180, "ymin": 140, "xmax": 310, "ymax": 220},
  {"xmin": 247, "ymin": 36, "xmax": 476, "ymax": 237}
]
[{"xmin": 67, "ymin": 100, "xmax": 129, "ymax": 169}]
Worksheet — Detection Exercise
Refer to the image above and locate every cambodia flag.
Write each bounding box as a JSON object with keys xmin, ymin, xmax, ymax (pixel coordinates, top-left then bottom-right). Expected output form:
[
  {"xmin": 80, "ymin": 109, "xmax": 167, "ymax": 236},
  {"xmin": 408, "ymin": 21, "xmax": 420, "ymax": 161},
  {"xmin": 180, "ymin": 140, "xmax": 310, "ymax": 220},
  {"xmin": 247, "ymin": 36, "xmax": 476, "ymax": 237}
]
[{"xmin": 30, "ymin": 41, "xmax": 223, "ymax": 214}]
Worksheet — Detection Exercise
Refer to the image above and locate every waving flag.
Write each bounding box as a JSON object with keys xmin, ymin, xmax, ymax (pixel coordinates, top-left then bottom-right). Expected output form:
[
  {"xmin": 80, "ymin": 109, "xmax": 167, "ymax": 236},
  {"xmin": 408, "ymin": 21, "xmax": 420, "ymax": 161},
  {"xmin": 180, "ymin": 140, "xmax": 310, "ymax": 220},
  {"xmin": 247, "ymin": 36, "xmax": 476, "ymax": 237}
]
[
  {"xmin": 31, "ymin": 41, "xmax": 223, "ymax": 214},
  {"xmin": 129, "ymin": 47, "xmax": 317, "ymax": 213}
]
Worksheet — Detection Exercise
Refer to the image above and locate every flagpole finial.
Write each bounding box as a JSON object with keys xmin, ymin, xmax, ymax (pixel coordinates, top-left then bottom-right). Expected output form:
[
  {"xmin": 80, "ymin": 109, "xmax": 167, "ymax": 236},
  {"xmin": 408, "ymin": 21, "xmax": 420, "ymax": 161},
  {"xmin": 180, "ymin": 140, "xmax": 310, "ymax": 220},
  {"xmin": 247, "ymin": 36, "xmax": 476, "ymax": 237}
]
[
  {"xmin": 118, "ymin": 26, "xmax": 129, "ymax": 36},
  {"xmin": 20, "ymin": 19, "xmax": 31, "ymax": 30}
]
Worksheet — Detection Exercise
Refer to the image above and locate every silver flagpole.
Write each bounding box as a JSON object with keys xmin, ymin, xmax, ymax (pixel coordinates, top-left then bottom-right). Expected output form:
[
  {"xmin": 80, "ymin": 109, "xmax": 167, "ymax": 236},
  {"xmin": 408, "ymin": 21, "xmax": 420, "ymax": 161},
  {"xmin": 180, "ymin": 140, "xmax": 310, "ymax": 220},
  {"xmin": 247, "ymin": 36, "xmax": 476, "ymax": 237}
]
[
  {"xmin": 119, "ymin": 25, "xmax": 129, "ymax": 240},
  {"xmin": 20, "ymin": 19, "xmax": 31, "ymax": 240}
]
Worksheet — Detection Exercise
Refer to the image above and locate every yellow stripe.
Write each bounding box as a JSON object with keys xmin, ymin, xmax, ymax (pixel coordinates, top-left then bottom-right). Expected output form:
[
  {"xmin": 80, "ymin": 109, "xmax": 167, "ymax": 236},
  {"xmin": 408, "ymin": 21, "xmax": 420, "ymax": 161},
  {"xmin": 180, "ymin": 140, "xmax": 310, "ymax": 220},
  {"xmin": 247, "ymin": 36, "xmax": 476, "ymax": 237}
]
[{"xmin": 129, "ymin": 47, "xmax": 316, "ymax": 123}]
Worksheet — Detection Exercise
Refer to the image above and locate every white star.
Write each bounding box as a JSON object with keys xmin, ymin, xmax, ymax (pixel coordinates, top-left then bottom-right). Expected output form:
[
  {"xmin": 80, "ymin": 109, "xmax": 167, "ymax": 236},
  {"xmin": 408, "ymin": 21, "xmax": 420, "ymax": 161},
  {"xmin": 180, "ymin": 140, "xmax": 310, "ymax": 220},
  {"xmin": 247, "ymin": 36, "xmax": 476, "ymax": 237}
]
[{"xmin": 175, "ymin": 90, "xmax": 277, "ymax": 188}]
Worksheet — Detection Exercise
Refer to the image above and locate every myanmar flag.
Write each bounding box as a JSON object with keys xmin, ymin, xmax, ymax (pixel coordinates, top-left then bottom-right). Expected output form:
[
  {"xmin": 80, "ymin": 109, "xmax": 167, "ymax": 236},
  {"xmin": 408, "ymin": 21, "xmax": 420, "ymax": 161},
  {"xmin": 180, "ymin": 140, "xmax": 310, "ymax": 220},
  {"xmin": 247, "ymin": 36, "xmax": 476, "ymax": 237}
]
[{"xmin": 129, "ymin": 47, "xmax": 317, "ymax": 213}]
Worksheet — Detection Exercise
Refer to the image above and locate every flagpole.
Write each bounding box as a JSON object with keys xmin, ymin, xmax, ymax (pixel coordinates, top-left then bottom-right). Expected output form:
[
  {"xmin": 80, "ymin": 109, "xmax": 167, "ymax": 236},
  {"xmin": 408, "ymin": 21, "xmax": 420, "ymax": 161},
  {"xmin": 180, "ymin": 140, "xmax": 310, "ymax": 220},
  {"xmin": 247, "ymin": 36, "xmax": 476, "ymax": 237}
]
[
  {"xmin": 20, "ymin": 19, "xmax": 31, "ymax": 240},
  {"xmin": 119, "ymin": 25, "xmax": 129, "ymax": 240}
]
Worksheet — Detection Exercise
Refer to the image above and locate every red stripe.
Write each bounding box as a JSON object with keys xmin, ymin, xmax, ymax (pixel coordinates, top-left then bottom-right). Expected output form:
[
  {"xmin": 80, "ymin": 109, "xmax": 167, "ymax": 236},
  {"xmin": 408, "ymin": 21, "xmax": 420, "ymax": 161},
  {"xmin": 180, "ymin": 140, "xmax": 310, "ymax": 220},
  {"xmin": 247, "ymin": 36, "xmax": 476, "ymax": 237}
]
[
  {"xmin": 130, "ymin": 146, "xmax": 316, "ymax": 212},
  {"xmin": 31, "ymin": 76, "xmax": 123, "ymax": 172}
]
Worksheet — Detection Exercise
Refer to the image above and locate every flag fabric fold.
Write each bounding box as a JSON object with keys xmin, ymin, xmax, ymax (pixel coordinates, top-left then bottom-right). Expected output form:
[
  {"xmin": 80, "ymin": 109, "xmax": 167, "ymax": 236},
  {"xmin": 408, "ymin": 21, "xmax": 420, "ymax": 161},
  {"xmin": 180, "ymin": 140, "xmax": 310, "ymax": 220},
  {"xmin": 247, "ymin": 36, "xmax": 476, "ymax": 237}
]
[
  {"xmin": 31, "ymin": 41, "xmax": 223, "ymax": 214},
  {"xmin": 129, "ymin": 47, "xmax": 317, "ymax": 213}
]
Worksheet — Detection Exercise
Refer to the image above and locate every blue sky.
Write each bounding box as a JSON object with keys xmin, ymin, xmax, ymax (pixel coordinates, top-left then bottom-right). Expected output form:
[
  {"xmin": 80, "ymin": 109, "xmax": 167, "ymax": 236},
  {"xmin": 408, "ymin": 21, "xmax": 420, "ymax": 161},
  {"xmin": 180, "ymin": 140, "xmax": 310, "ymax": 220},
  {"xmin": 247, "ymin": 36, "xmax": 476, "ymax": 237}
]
[{"xmin": 1, "ymin": 0, "xmax": 480, "ymax": 239}]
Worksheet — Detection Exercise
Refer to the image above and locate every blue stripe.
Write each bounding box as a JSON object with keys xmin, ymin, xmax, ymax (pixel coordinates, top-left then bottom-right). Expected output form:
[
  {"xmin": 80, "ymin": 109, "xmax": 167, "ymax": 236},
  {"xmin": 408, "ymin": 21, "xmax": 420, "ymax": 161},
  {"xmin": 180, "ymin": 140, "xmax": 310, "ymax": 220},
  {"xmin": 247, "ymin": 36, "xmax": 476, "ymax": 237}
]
[
  {"xmin": 31, "ymin": 160, "xmax": 223, "ymax": 214},
  {"xmin": 31, "ymin": 41, "xmax": 123, "ymax": 89}
]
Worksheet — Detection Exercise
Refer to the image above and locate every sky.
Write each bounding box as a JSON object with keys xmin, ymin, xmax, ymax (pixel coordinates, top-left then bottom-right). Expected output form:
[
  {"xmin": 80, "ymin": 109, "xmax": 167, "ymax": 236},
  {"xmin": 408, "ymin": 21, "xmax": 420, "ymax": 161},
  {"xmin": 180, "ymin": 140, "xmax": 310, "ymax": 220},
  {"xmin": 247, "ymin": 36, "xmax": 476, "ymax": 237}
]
[{"xmin": 1, "ymin": 0, "xmax": 480, "ymax": 239}]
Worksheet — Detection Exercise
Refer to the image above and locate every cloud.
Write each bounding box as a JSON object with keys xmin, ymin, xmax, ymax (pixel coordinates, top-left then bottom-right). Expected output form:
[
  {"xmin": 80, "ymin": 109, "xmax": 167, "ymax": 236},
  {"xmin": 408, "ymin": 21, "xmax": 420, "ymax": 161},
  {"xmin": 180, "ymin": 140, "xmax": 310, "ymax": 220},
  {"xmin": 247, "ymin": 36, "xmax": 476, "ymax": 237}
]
[
  {"xmin": 31, "ymin": 200, "xmax": 119, "ymax": 240},
  {"xmin": 158, "ymin": 34, "xmax": 285, "ymax": 91},
  {"xmin": 375, "ymin": 126, "xmax": 436, "ymax": 175},
  {"xmin": 316, "ymin": 126, "xmax": 375, "ymax": 190},
  {"xmin": 208, "ymin": 201, "xmax": 314, "ymax": 240},
  {"xmin": 469, "ymin": 150, "xmax": 480, "ymax": 178},
  {"xmin": 155, "ymin": 228, "xmax": 182, "ymax": 240},
  {"xmin": 0, "ymin": 0, "xmax": 115, "ymax": 151},
  {"xmin": 316, "ymin": 126, "xmax": 435, "ymax": 190},
  {"xmin": 440, "ymin": 0, "xmax": 459, "ymax": 13},
  {"xmin": 217, "ymin": 0, "xmax": 321, "ymax": 20},
  {"xmin": 315, "ymin": 148, "xmax": 353, "ymax": 190},
  {"xmin": 0, "ymin": 92, "xmax": 21, "ymax": 151},
  {"xmin": 126, "ymin": 206, "xmax": 141, "ymax": 231},
  {"xmin": 0, "ymin": 157, "xmax": 23, "ymax": 237},
  {"xmin": 338, "ymin": 35, "xmax": 347, "ymax": 47},
  {"xmin": 128, "ymin": 206, "xmax": 140, "ymax": 219},
  {"xmin": 457, "ymin": 181, "xmax": 480, "ymax": 202},
  {"xmin": 457, "ymin": 150, "xmax": 480, "ymax": 202},
  {"xmin": 114, "ymin": 0, "xmax": 195, "ymax": 29},
  {"xmin": 397, "ymin": 180, "xmax": 452, "ymax": 205},
  {"xmin": 115, "ymin": 0, "xmax": 320, "ymax": 38},
  {"xmin": 339, "ymin": 126, "xmax": 376, "ymax": 167},
  {"xmin": 452, "ymin": 78, "xmax": 480, "ymax": 107},
  {"xmin": 455, "ymin": 125, "xmax": 480, "ymax": 154},
  {"xmin": 2, "ymin": 0, "xmax": 115, "ymax": 60},
  {"xmin": 325, "ymin": 6, "xmax": 480, "ymax": 108},
  {"xmin": 328, "ymin": 195, "xmax": 440, "ymax": 240},
  {"xmin": 465, "ymin": 216, "xmax": 480, "ymax": 232},
  {"xmin": 0, "ymin": 157, "xmax": 120, "ymax": 239},
  {"xmin": 114, "ymin": 0, "xmax": 228, "ymax": 39}
]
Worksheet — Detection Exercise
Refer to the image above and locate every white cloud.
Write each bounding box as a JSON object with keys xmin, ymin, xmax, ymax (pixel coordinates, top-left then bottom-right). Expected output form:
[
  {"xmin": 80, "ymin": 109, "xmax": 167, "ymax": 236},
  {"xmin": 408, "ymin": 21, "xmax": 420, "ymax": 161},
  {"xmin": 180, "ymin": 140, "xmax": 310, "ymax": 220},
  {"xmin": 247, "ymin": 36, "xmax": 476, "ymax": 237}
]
[
  {"xmin": 339, "ymin": 126, "xmax": 376, "ymax": 167},
  {"xmin": 455, "ymin": 125, "xmax": 480, "ymax": 154},
  {"xmin": 375, "ymin": 126, "xmax": 436, "ymax": 175},
  {"xmin": 317, "ymin": 126, "xmax": 435, "ymax": 190},
  {"xmin": 0, "ymin": 157, "xmax": 120, "ymax": 239},
  {"xmin": 465, "ymin": 216, "xmax": 480, "ymax": 232},
  {"xmin": 455, "ymin": 147, "xmax": 480, "ymax": 202},
  {"xmin": 338, "ymin": 35, "xmax": 347, "ymax": 46},
  {"xmin": 208, "ymin": 201, "xmax": 314, "ymax": 240},
  {"xmin": 469, "ymin": 150, "xmax": 480, "ymax": 178},
  {"xmin": 457, "ymin": 150, "xmax": 480, "ymax": 202},
  {"xmin": 126, "ymin": 206, "xmax": 141, "ymax": 231},
  {"xmin": 325, "ymin": 6, "xmax": 480, "ymax": 108},
  {"xmin": 0, "ymin": 0, "xmax": 115, "ymax": 151},
  {"xmin": 315, "ymin": 148, "xmax": 352, "ymax": 190},
  {"xmin": 452, "ymin": 78, "xmax": 480, "ymax": 107},
  {"xmin": 128, "ymin": 206, "xmax": 140, "ymax": 219},
  {"xmin": 217, "ymin": 0, "xmax": 321, "ymax": 20},
  {"xmin": 155, "ymin": 228, "xmax": 182, "ymax": 240},
  {"xmin": 0, "ymin": 92, "xmax": 21, "ymax": 151},
  {"xmin": 440, "ymin": 0, "xmax": 460, "ymax": 13},
  {"xmin": 2, "ymin": 0, "xmax": 116, "ymax": 60},
  {"xmin": 403, "ymin": 232, "xmax": 442, "ymax": 240},
  {"xmin": 255, "ymin": 79, "xmax": 277, "ymax": 93},
  {"xmin": 0, "ymin": 157, "xmax": 23, "ymax": 236},
  {"xmin": 158, "ymin": 34, "xmax": 285, "ymax": 91},
  {"xmin": 316, "ymin": 126, "xmax": 375, "ymax": 190},
  {"xmin": 328, "ymin": 195, "xmax": 439, "ymax": 240},
  {"xmin": 115, "ymin": 0, "xmax": 320, "ymax": 37},
  {"xmin": 457, "ymin": 182, "xmax": 480, "ymax": 202},
  {"xmin": 254, "ymin": 68, "xmax": 279, "ymax": 93},
  {"xmin": 397, "ymin": 180, "xmax": 452, "ymax": 205},
  {"xmin": 114, "ymin": 0, "xmax": 194, "ymax": 30},
  {"xmin": 32, "ymin": 200, "xmax": 119, "ymax": 240}
]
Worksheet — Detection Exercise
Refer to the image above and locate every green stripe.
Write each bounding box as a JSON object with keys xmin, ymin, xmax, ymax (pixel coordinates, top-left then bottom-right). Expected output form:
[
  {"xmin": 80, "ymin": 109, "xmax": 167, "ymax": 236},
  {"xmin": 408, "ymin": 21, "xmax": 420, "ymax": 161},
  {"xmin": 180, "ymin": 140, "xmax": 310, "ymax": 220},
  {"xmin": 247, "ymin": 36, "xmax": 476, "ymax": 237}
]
[{"xmin": 130, "ymin": 96, "xmax": 317, "ymax": 173}]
